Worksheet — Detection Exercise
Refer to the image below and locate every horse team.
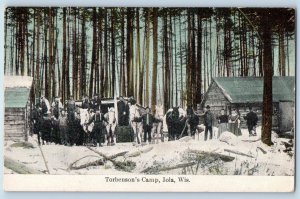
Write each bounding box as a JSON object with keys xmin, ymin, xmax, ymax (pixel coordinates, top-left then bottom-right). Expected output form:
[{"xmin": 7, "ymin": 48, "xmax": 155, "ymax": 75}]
[{"xmin": 31, "ymin": 94, "xmax": 202, "ymax": 146}]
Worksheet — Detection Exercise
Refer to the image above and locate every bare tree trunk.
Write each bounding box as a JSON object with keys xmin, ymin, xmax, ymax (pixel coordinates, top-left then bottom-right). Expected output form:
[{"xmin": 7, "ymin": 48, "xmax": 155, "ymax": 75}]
[
  {"xmin": 151, "ymin": 8, "xmax": 158, "ymax": 112},
  {"xmin": 66, "ymin": 8, "xmax": 71, "ymax": 98},
  {"xmin": 43, "ymin": 10, "xmax": 49, "ymax": 98},
  {"xmin": 196, "ymin": 10, "xmax": 202, "ymax": 106},
  {"xmin": 163, "ymin": 11, "xmax": 170, "ymax": 113},
  {"xmin": 145, "ymin": 9, "xmax": 150, "ymax": 107},
  {"xmin": 90, "ymin": 8, "xmax": 97, "ymax": 98},
  {"xmin": 72, "ymin": 8, "xmax": 77, "ymax": 98},
  {"xmin": 62, "ymin": 8, "xmax": 67, "ymax": 102},
  {"xmin": 120, "ymin": 8, "xmax": 126, "ymax": 96},
  {"xmin": 80, "ymin": 10, "xmax": 86, "ymax": 97},
  {"xmin": 136, "ymin": 8, "xmax": 143, "ymax": 104},
  {"xmin": 48, "ymin": 8, "xmax": 54, "ymax": 101},
  {"xmin": 261, "ymin": 11, "xmax": 273, "ymax": 146},
  {"xmin": 278, "ymin": 27, "xmax": 286, "ymax": 76},
  {"xmin": 126, "ymin": 8, "xmax": 134, "ymax": 97},
  {"xmin": 111, "ymin": 8, "xmax": 116, "ymax": 97}
]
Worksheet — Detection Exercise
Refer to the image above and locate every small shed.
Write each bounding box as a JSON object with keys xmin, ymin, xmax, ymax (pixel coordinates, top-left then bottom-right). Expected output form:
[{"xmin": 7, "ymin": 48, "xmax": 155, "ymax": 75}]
[
  {"xmin": 201, "ymin": 76, "xmax": 295, "ymax": 133},
  {"xmin": 4, "ymin": 76, "xmax": 33, "ymax": 142}
]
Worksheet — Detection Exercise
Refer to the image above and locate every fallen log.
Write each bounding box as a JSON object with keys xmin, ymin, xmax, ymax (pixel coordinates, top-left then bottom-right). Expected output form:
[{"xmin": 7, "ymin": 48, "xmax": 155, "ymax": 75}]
[
  {"xmin": 4, "ymin": 156, "xmax": 44, "ymax": 174},
  {"xmin": 141, "ymin": 162, "xmax": 196, "ymax": 174},
  {"xmin": 68, "ymin": 151, "xmax": 128, "ymax": 170},
  {"xmin": 188, "ymin": 150, "xmax": 235, "ymax": 162},
  {"xmin": 68, "ymin": 155, "xmax": 102, "ymax": 170},
  {"xmin": 70, "ymin": 159, "xmax": 104, "ymax": 170},
  {"xmin": 256, "ymin": 147, "xmax": 267, "ymax": 154},
  {"xmin": 224, "ymin": 149, "xmax": 255, "ymax": 158},
  {"xmin": 126, "ymin": 146, "xmax": 153, "ymax": 158},
  {"xmin": 108, "ymin": 151, "xmax": 129, "ymax": 159},
  {"xmin": 241, "ymin": 138, "xmax": 261, "ymax": 142},
  {"xmin": 87, "ymin": 147, "xmax": 135, "ymax": 172}
]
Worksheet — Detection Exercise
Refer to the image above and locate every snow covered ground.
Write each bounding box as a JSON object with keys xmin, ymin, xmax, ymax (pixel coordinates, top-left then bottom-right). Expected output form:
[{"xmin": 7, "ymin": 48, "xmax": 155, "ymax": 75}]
[{"xmin": 4, "ymin": 126, "xmax": 294, "ymax": 176}]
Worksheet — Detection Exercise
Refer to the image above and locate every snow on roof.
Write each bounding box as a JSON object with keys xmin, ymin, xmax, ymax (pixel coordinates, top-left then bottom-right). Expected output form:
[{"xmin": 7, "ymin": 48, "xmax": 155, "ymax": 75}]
[
  {"xmin": 4, "ymin": 76, "xmax": 33, "ymax": 88},
  {"xmin": 213, "ymin": 76, "xmax": 295, "ymax": 103},
  {"xmin": 4, "ymin": 76, "xmax": 33, "ymax": 108}
]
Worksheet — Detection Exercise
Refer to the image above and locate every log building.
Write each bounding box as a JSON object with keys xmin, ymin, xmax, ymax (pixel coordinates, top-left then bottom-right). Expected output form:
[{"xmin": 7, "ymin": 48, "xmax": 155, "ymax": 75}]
[
  {"xmin": 200, "ymin": 76, "xmax": 295, "ymax": 133},
  {"xmin": 4, "ymin": 76, "xmax": 33, "ymax": 142}
]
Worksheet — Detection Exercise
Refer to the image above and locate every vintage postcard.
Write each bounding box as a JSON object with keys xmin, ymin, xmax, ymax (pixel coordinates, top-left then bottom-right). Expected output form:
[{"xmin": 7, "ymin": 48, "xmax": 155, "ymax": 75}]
[{"xmin": 3, "ymin": 7, "xmax": 295, "ymax": 192}]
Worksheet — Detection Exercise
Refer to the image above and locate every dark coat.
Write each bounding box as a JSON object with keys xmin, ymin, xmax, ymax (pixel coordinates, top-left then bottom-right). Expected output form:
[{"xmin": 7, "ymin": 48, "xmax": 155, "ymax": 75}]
[
  {"xmin": 90, "ymin": 99, "xmax": 101, "ymax": 111},
  {"xmin": 244, "ymin": 111, "xmax": 258, "ymax": 126},
  {"xmin": 67, "ymin": 100, "xmax": 76, "ymax": 113},
  {"xmin": 82, "ymin": 100, "xmax": 90, "ymax": 109},
  {"xmin": 204, "ymin": 110, "xmax": 214, "ymax": 127},
  {"xmin": 41, "ymin": 101, "xmax": 49, "ymax": 115},
  {"xmin": 218, "ymin": 115, "xmax": 229, "ymax": 124},
  {"xmin": 134, "ymin": 113, "xmax": 160, "ymax": 129},
  {"xmin": 117, "ymin": 100, "xmax": 130, "ymax": 126},
  {"xmin": 187, "ymin": 114, "xmax": 200, "ymax": 129},
  {"xmin": 88, "ymin": 112, "xmax": 105, "ymax": 125}
]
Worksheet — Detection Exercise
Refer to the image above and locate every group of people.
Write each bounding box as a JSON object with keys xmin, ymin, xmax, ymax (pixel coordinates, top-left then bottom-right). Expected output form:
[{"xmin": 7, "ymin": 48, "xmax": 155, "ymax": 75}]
[
  {"xmin": 32, "ymin": 93, "xmax": 260, "ymax": 146},
  {"xmin": 202, "ymin": 105, "xmax": 259, "ymax": 140}
]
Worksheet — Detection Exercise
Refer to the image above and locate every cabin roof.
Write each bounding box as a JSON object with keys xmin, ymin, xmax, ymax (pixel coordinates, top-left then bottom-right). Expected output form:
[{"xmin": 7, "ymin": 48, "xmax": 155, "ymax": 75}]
[
  {"xmin": 4, "ymin": 76, "xmax": 33, "ymax": 108},
  {"xmin": 212, "ymin": 76, "xmax": 295, "ymax": 103}
]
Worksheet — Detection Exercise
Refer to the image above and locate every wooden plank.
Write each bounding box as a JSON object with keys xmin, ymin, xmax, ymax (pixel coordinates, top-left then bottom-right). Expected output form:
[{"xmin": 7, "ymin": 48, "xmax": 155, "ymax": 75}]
[
  {"xmin": 5, "ymin": 129, "xmax": 25, "ymax": 135},
  {"xmin": 5, "ymin": 135, "xmax": 26, "ymax": 139},
  {"xmin": 4, "ymin": 120, "xmax": 26, "ymax": 125},
  {"xmin": 4, "ymin": 124, "xmax": 25, "ymax": 129},
  {"xmin": 5, "ymin": 115, "xmax": 25, "ymax": 121},
  {"xmin": 4, "ymin": 137, "xmax": 25, "ymax": 140},
  {"xmin": 5, "ymin": 112, "xmax": 25, "ymax": 116},
  {"xmin": 5, "ymin": 108, "xmax": 25, "ymax": 112}
]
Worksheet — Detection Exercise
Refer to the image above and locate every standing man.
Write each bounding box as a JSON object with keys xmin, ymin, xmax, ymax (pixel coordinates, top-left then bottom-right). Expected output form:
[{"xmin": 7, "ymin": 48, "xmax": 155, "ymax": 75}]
[
  {"xmin": 81, "ymin": 95, "xmax": 90, "ymax": 109},
  {"xmin": 244, "ymin": 107, "xmax": 258, "ymax": 136},
  {"xmin": 117, "ymin": 96, "xmax": 130, "ymax": 126},
  {"xmin": 67, "ymin": 95, "xmax": 76, "ymax": 122},
  {"xmin": 40, "ymin": 96, "xmax": 51, "ymax": 116},
  {"xmin": 88, "ymin": 109, "xmax": 105, "ymax": 147},
  {"xmin": 90, "ymin": 94, "xmax": 101, "ymax": 112},
  {"xmin": 134, "ymin": 107, "xmax": 161, "ymax": 144},
  {"xmin": 52, "ymin": 96, "xmax": 63, "ymax": 119},
  {"xmin": 203, "ymin": 105, "xmax": 214, "ymax": 141},
  {"xmin": 59, "ymin": 110, "xmax": 69, "ymax": 145}
]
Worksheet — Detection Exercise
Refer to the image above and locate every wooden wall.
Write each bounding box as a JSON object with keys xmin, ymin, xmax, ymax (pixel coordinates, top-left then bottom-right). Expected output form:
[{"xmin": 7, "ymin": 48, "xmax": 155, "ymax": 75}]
[
  {"xmin": 201, "ymin": 82, "xmax": 230, "ymax": 114},
  {"xmin": 4, "ymin": 107, "xmax": 27, "ymax": 142},
  {"xmin": 201, "ymin": 81, "xmax": 288, "ymax": 131}
]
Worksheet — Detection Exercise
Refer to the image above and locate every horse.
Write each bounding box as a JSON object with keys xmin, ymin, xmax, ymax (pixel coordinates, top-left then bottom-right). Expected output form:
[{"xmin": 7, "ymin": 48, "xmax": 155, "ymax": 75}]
[
  {"xmin": 165, "ymin": 107, "xmax": 187, "ymax": 141},
  {"xmin": 35, "ymin": 114, "xmax": 54, "ymax": 145},
  {"xmin": 129, "ymin": 103, "xmax": 143, "ymax": 145},
  {"xmin": 104, "ymin": 107, "xmax": 117, "ymax": 146}
]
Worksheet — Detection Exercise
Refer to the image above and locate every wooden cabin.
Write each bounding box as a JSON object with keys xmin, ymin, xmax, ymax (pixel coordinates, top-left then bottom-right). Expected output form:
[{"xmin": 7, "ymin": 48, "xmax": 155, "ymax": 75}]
[
  {"xmin": 4, "ymin": 76, "xmax": 33, "ymax": 142},
  {"xmin": 200, "ymin": 76, "xmax": 295, "ymax": 133}
]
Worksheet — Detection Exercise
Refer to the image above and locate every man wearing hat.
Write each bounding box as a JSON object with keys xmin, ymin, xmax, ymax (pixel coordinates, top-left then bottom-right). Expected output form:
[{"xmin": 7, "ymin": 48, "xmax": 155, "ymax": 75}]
[
  {"xmin": 243, "ymin": 106, "xmax": 258, "ymax": 136},
  {"xmin": 67, "ymin": 95, "xmax": 76, "ymax": 122},
  {"xmin": 90, "ymin": 93, "xmax": 101, "ymax": 112},
  {"xmin": 134, "ymin": 107, "xmax": 161, "ymax": 144},
  {"xmin": 87, "ymin": 109, "xmax": 106, "ymax": 147},
  {"xmin": 52, "ymin": 96, "xmax": 63, "ymax": 119},
  {"xmin": 81, "ymin": 95, "xmax": 90, "ymax": 109},
  {"xmin": 203, "ymin": 105, "xmax": 214, "ymax": 141},
  {"xmin": 39, "ymin": 95, "xmax": 51, "ymax": 116},
  {"xmin": 117, "ymin": 96, "xmax": 130, "ymax": 126}
]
